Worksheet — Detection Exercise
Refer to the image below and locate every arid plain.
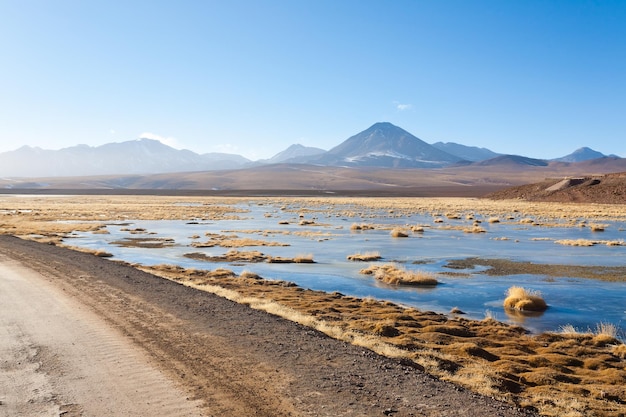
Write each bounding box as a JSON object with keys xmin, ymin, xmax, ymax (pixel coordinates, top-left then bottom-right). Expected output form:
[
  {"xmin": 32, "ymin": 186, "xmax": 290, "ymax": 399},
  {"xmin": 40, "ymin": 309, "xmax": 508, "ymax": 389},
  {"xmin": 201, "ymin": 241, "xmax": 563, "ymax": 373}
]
[{"xmin": 1, "ymin": 194, "xmax": 625, "ymax": 417}]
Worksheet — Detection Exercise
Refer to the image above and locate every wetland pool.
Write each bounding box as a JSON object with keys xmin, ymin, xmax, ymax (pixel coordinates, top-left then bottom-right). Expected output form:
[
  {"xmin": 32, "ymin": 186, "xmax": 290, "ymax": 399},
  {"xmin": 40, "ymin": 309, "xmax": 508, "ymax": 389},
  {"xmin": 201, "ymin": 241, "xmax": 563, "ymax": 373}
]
[{"xmin": 66, "ymin": 201, "xmax": 626, "ymax": 337}]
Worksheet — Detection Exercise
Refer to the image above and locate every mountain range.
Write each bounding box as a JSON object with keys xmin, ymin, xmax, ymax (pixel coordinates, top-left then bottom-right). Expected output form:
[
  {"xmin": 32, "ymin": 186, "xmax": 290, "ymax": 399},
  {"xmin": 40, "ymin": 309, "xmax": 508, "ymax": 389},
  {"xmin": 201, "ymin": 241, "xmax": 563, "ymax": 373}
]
[{"xmin": 0, "ymin": 122, "xmax": 620, "ymax": 178}]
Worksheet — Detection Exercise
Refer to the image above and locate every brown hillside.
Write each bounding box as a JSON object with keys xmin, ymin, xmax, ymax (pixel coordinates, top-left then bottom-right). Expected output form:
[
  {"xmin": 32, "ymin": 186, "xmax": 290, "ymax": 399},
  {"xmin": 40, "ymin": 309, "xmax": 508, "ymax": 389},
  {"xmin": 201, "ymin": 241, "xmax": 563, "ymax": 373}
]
[{"xmin": 486, "ymin": 171, "xmax": 626, "ymax": 204}]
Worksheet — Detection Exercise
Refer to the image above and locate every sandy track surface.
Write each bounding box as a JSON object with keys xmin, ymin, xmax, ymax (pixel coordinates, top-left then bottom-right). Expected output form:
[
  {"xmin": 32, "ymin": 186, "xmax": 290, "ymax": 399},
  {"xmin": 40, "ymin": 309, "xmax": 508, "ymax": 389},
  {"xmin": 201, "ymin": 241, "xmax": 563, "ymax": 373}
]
[
  {"xmin": 0, "ymin": 256, "xmax": 204, "ymax": 416},
  {"xmin": 0, "ymin": 236, "xmax": 536, "ymax": 416}
]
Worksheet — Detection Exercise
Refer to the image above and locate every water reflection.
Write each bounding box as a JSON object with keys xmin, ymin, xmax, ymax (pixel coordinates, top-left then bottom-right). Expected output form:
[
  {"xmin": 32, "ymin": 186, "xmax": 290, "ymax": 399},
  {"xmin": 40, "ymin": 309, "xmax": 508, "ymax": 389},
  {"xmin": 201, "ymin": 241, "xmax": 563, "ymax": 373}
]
[{"xmin": 66, "ymin": 201, "xmax": 626, "ymax": 336}]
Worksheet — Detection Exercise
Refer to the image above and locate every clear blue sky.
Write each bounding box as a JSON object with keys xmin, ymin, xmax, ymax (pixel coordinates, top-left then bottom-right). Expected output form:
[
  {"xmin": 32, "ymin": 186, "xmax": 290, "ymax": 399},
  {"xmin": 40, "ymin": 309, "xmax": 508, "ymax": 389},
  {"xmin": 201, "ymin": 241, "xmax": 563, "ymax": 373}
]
[{"xmin": 1, "ymin": 0, "xmax": 625, "ymax": 160}]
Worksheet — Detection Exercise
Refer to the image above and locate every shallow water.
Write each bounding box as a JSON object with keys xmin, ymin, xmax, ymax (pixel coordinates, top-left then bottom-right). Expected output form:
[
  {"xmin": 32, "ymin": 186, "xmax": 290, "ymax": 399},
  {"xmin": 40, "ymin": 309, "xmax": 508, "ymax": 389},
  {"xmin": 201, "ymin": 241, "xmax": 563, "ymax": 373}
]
[{"xmin": 67, "ymin": 201, "xmax": 626, "ymax": 337}]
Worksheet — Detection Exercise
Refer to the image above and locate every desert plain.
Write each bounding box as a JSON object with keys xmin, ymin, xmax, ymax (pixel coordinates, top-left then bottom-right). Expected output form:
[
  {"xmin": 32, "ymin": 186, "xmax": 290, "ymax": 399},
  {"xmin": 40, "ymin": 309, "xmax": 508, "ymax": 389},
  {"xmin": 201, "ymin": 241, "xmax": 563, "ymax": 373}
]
[{"xmin": 0, "ymin": 193, "xmax": 625, "ymax": 417}]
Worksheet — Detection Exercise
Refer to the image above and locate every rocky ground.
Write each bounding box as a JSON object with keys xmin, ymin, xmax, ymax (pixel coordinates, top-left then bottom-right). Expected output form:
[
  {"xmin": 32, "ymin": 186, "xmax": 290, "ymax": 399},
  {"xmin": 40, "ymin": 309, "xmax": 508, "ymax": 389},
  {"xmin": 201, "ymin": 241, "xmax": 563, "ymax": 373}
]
[{"xmin": 485, "ymin": 172, "xmax": 626, "ymax": 204}]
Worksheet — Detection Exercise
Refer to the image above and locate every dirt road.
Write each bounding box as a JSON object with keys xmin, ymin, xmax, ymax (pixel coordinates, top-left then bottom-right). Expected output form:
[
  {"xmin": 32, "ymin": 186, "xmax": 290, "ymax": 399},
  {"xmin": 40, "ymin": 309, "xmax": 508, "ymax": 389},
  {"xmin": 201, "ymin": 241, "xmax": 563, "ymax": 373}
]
[
  {"xmin": 0, "ymin": 255, "xmax": 203, "ymax": 417},
  {"xmin": 0, "ymin": 236, "xmax": 536, "ymax": 416}
]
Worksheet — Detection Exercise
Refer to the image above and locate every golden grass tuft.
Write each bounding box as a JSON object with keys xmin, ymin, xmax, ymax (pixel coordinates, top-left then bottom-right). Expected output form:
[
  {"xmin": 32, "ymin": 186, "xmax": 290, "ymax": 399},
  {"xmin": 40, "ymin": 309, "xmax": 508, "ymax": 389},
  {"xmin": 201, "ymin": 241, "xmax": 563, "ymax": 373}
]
[
  {"xmin": 347, "ymin": 251, "xmax": 382, "ymax": 261},
  {"xmin": 554, "ymin": 239, "xmax": 596, "ymax": 246},
  {"xmin": 294, "ymin": 253, "xmax": 315, "ymax": 263},
  {"xmin": 361, "ymin": 264, "xmax": 439, "ymax": 286},
  {"xmin": 390, "ymin": 227, "xmax": 409, "ymax": 238},
  {"xmin": 503, "ymin": 286, "xmax": 548, "ymax": 312},
  {"xmin": 350, "ymin": 223, "xmax": 374, "ymax": 231},
  {"xmin": 464, "ymin": 226, "xmax": 486, "ymax": 233},
  {"xmin": 611, "ymin": 343, "xmax": 626, "ymax": 359},
  {"xmin": 589, "ymin": 223, "xmax": 607, "ymax": 232}
]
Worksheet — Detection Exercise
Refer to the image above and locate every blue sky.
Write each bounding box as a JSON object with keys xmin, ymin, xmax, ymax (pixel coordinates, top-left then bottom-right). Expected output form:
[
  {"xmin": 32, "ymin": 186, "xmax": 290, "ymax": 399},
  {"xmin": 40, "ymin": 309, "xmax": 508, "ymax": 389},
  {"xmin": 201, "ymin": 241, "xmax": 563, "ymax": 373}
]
[{"xmin": 1, "ymin": 0, "xmax": 625, "ymax": 160}]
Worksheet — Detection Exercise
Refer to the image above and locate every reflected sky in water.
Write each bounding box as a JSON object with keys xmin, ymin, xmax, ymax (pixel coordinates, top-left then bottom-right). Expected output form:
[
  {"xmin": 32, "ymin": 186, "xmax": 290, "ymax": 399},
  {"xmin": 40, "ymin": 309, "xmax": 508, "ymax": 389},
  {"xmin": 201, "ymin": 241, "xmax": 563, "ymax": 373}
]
[{"xmin": 66, "ymin": 201, "xmax": 626, "ymax": 337}]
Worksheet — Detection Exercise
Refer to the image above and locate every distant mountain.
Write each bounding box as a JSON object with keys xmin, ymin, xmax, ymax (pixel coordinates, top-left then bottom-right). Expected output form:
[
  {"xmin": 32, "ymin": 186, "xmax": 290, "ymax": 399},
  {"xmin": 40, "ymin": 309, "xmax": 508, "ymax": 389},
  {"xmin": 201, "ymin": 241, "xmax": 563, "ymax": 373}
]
[
  {"xmin": 431, "ymin": 142, "xmax": 500, "ymax": 162},
  {"xmin": 315, "ymin": 122, "xmax": 461, "ymax": 168},
  {"xmin": 0, "ymin": 139, "xmax": 251, "ymax": 177},
  {"xmin": 554, "ymin": 147, "xmax": 607, "ymax": 162},
  {"xmin": 473, "ymin": 155, "xmax": 549, "ymax": 167},
  {"xmin": 263, "ymin": 144, "xmax": 326, "ymax": 164},
  {"xmin": 2, "ymin": 123, "xmax": 622, "ymax": 179}
]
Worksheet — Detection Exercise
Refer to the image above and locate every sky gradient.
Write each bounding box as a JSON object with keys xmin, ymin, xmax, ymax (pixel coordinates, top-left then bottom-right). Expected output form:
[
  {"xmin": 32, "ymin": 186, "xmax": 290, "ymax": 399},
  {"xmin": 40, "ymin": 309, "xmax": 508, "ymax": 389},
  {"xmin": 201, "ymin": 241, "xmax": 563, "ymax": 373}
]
[{"xmin": 1, "ymin": 0, "xmax": 625, "ymax": 160}]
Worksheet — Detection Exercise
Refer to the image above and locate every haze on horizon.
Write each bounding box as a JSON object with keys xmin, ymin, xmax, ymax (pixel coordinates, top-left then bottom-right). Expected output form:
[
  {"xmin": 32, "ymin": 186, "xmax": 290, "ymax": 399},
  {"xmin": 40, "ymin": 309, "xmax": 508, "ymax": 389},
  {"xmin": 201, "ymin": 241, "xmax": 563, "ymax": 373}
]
[{"xmin": 1, "ymin": 1, "xmax": 625, "ymax": 160}]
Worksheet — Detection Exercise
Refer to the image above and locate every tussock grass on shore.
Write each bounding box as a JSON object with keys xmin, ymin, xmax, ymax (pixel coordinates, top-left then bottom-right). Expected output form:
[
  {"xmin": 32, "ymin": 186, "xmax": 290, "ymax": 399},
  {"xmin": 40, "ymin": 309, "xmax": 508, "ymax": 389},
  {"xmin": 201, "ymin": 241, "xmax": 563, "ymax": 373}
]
[
  {"xmin": 347, "ymin": 251, "xmax": 382, "ymax": 261},
  {"xmin": 361, "ymin": 264, "xmax": 439, "ymax": 286},
  {"xmin": 503, "ymin": 286, "xmax": 548, "ymax": 312},
  {"xmin": 143, "ymin": 263, "xmax": 626, "ymax": 417}
]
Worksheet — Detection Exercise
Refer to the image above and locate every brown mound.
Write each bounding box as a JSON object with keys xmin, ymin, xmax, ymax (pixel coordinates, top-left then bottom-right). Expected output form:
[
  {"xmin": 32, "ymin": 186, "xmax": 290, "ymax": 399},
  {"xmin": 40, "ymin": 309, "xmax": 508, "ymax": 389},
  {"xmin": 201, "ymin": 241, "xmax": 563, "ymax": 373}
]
[{"xmin": 485, "ymin": 172, "xmax": 626, "ymax": 204}]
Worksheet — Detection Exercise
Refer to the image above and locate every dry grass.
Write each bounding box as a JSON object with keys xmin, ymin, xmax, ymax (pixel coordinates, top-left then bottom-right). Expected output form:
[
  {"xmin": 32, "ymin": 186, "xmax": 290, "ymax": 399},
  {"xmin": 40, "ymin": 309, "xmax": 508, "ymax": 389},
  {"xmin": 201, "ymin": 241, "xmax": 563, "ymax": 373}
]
[
  {"xmin": 390, "ymin": 227, "xmax": 409, "ymax": 238},
  {"xmin": 192, "ymin": 233, "xmax": 290, "ymax": 248},
  {"xmin": 503, "ymin": 286, "xmax": 548, "ymax": 312},
  {"xmin": 595, "ymin": 322, "xmax": 619, "ymax": 339},
  {"xmin": 555, "ymin": 239, "xmax": 596, "ymax": 246},
  {"xmin": 347, "ymin": 251, "xmax": 382, "ymax": 261},
  {"xmin": 350, "ymin": 223, "xmax": 374, "ymax": 231},
  {"xmin": 267, "ymin": 254, "xmax": 315, "ymax": 264},
  {"xmin": 64, "ymin": 245, "xmax": 113, "ymax": 258},
  {"xmin": 555, "ymin": 239, "xmax": 624, "ymax": 247},
  {"xmin": 361, "ymin": 264, "xmax": 439, "ymax": 286},
  {"xmin": 294, "ymin": 253, "xmax": 315, "ymax": 263},
  {"xmin": 612, "ymin": 343, "xmax": 626, "ymax": 359},
  {"xmin": 590, "ymin": 223, "xmax": 607, "ymax": 232},
  {"xmin": 463, "ymin": 225, "xmax": 486, "ymax": 233},
  {"xmin": 184, "ymin": 250, "xmax": 268, "ymax": 263}
]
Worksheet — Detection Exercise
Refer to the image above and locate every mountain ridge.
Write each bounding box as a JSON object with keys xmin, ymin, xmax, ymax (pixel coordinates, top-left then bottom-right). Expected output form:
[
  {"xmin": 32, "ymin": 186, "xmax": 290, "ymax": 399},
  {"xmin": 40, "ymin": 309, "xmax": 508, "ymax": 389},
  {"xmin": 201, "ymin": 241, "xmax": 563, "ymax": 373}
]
[{"xmin": 0, "ymin": 122, "xmax": 618, "ymax": 178}]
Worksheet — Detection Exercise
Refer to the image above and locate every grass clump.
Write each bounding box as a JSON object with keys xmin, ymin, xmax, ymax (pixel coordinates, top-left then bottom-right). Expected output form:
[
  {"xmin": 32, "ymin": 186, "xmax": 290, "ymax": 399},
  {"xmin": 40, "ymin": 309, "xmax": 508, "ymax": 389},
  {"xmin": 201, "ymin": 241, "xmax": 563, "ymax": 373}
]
[
  {"xmin": 347, "ymin": 251, "xmax": 382, "ymax": 261},
  {"xmin": 503, "ymin": 286, "xmax": 548, "ymax": 312},
  {"xmin": 350, "ymin": 223, "xmax": 374, "ymax": 231},
  {"xmin": 612, "ymin": 343, "xmax": 626, "ymax": 359},
  {"xmin": 554, "ymin": 239, "xmax": 596, "ymax": 246},
  {"xmin": 390, "ymin": 227, "xmax": 409, "ymax": 238},
  {"xmin": 589, "ymin": 223, "xmax": 607, "ymax": 232},
  {"xmin": 361, "ymin": 264, "xmax": 438, "ymax": 286},
  {"xmin": 294, "ymin": 253, "xmax": 315, "ymax": 263},
  {"xmin": 464, "ymin": 226, "xmax": 486, "ymax": 233}
]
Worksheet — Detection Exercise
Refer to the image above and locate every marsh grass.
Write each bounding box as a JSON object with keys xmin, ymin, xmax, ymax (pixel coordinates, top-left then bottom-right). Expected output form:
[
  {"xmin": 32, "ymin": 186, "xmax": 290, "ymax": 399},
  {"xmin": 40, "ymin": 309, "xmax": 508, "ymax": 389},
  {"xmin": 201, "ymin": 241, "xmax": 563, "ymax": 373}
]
[
  {"xmin": 64, "ymin": 245, "xmax": 113, "ymax": 258},
  {"xmin": 112, "ymin": 237, "xmax": 175, "ymax": 248},
  {"xmin": 555, "ymin": 239, "xmax": 624, "ymax": 247},
  {"xmin": 294, "ymin": 253, "xmax": 315, "ymax": 263},
  {"xmin": 350, "ymin": 223, "xmax": 374, "ymax": 231},
  {"xmin": 463, "ymin": 225, "xmax": 486, "ymax": 233},
  {"xmin": 612, "ymin": 343, "xmax": 626, "ymax": 359},
  {"xmin": 184, "ymin": 250, "xmax": 268, "ymax": 263},
  {"xmin": 267, "ymin": 254, "xmax": 315, "ymax": 264},
  {"xmin": 192, "ymin": 233, "xmax": 290, "ymax": 248},
  {"xmin": 590, "ymin": 223, "xmax": 607, "ymax": 232},
  {"xmin": 347, "ymin": 251, "xmax": 382, "ymax": 261},
  {"xmin": 503, "ymin": 286, "xmax": 548, "ymax": 312},
  {"xmin": 390, "ymin": 227, "xmax": 409, "ymax": 238},
  {"xmin": 361, "ymin": 264, "xmax": 438, "ymax": 286}
]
